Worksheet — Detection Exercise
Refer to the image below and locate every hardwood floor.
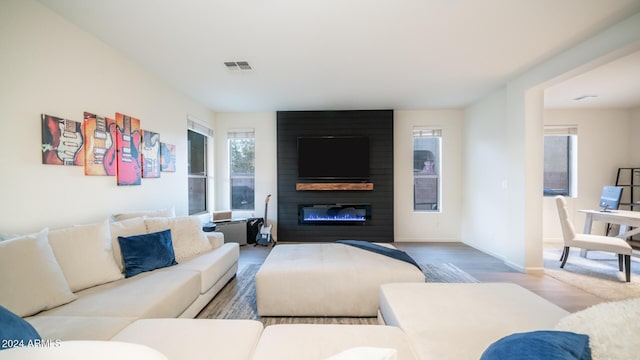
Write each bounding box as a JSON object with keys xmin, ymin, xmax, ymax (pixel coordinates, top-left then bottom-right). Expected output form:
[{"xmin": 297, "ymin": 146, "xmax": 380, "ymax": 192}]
[{"xmin": 238, "ymin": 242, "xmax": 605, "ymax": 313}]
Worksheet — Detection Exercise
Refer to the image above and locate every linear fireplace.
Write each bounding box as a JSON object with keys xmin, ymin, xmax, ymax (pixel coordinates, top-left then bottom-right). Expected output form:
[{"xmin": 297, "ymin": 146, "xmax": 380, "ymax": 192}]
[{"xmin": 298, "ymin": 203, "xmax": 372, "ymax": 225}]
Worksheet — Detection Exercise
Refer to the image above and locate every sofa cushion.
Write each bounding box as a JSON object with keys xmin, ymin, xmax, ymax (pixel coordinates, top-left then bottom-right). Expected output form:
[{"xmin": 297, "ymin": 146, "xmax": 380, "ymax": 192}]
[
  {"xmin": 0, "ymin": 340, "xmax": 168, "ymax": 359},
  {"xmin": 38, "ymin": 269, "xmax": 200, "ymax": 319},
  {"xmin": 205, "ymin": 231, "xmax": 225, "ymax": 249},
  {"xmin": 112, "ymin": 319, "xmax": 264, "ymax": 360},
  {"xmin": 555, "ymin": 297, "xmax": 640, "ymax": 360},
  {"xmin": 26, "ymin": 316, "xmax": 133, "ymax": 341},
  {"xmin": 177, "ymin": 243, "xmax": 239, "ymax": 293},
  {"xmin": 480, "ymin": 331, "xmax": 591, "ymax": 360},
  {"xmin": 48, "ymin": 219, "xmax": 123, "ymax": 292},
  {"xmin": 112, "ymin": 207, "xmax": 175, "ymax": 221},
  {"xmin": 109, "ymin": 217, "xmax": 148, "ymax": 272},
  {"xmin": 145, "ymin": 216, "xmax": 212, "ymax": 262},
  {"xmin": 0, "ymin": 306, "xmax": 41, "ymax": 351},
  {"xmin": 252, "ymin": 324, "xmax": 419, "ymax": 360},
  {"xmin": 0, "ymin": 229, "xmax": 76, "ymax": 317},
  {"xmin": 118, "ymin": 229, "xmax": 178, "ymax": 278},
  {"xmin": 326, "ymin": 347, "xmax": 398, "ymax": 360}
]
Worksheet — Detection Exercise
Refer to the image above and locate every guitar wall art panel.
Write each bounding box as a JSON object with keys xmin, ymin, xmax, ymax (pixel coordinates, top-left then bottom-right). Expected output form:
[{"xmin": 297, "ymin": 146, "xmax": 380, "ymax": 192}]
[
  {"xmin": 83, "ymin": 112, "xmax": 116, "ymax": 176},
  {"xmin": 160, "ymin": 142, "xmax": 176, "ymax": 172},
  {"xmin": 115, "ymin": 112, "xmax": 142, "ymax": 186},
  {"xmin": 41, "ymin": 114, "xmax": 84, "ymax": 166},
  {"xmin": 141, "ymin": 130, "xmax": 161, "ymax": 178}
]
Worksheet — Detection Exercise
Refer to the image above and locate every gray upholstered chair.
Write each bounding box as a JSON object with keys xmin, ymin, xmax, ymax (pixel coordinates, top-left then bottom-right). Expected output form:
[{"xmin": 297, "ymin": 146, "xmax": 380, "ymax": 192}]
[{"xmin": 555, "ymin": 195, "xmax": 632, "ymax": 282}]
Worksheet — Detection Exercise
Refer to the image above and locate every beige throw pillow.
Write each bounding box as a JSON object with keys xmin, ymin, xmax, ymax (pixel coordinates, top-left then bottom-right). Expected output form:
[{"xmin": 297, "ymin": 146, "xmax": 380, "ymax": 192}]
[
  {"xmin": 109, "ymin": 217, "xmax": 148, "ymax": 272},
  {"xmin": 112, "ymin": 207, "xmax": 175, "ymax": 222},
  {"xmin": 144, "ymin": 216, "xmax": 212, "ymax": 262},
  {"xmin": 48, "ymin": 219, "xmax": 123, "ymax": 292},
  {"xmin": 0, "ymin": 229, "xmax": 77, "ymax": 317}
]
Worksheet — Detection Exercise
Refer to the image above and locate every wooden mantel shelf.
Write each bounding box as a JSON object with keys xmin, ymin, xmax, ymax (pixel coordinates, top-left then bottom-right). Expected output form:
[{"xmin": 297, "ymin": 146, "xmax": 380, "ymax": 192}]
[{"xmin": 296, "ymin": 183, "xmax": 374, "ymax": 191}]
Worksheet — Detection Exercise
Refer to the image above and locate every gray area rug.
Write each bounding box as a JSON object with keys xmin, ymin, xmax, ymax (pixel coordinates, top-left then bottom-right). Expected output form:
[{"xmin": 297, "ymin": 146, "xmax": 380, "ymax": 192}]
[
  {"xmin": 544, "ymin": 247, "xmax": 640, "ymax": 301},
  {"xmin": 197, "ymin": 262, "xmax": 478, "ymax": 326}
]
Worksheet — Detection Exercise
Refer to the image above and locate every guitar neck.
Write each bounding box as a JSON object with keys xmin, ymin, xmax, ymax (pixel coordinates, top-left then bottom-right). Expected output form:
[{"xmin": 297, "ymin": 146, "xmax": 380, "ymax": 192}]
[
  {"xmin": 263, "ymin": 194, "xmax": 271, "ymax": 224},
  {"xmin": 264, "ymin": 203, "xmax": 268, "ymax": 223}
]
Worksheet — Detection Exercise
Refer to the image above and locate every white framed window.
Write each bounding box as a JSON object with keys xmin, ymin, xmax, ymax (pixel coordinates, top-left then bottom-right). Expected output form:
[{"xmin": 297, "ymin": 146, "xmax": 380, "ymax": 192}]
[
  {"xmin": 543, "ymin": 125, "xmax": 577, "ymax": 197},
  {"xmin": 413, "ymin": 128, "xmax": 441, "ymax": 212},
  {"xmin": 228, "ymin": 129, "xmax": 255, "ymax": 211},
  {"xmin": 187, "ymin": 120, "xmax": 214, "ymax": 215}
]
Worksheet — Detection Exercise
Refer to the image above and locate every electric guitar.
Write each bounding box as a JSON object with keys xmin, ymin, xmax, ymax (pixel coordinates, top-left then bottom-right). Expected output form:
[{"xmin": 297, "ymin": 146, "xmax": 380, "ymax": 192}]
[
  {"xmin": 116, "ymin": 114, "xmax": 141, "ymax": 185},
  {"xmin": 56, "ymin": 118, "xmax": 83, "ymax": 166},
  {"xmin": 84, "ymin": 113, "xmax": 116, "ymax": 175},
  {"xmin": 142, "ymin": 131, "xmax": 160, "ymax": 178},
  {"xmin": 256, "ymin": 194, "xmax": 273, "ymax": 246}
]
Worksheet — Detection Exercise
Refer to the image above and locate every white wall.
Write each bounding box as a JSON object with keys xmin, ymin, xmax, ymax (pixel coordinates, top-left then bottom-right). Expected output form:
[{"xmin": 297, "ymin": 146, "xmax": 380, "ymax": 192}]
[
  {"xmin": 0, "ymin": 0, "xmax": 214, "ymax": 234},
  {"xmin": 213, "ymin": 112, "xmax": 278, "ymax": 235},
  {"xmin": 461, "ymin": 88, "xmax": 509, "ymax": 259},
  {"xmin": 394, "ymin": 110, "xmax": 463, "ymax": 242},
  {"xmin": 212, "ymin": 110, "xmax": 463, "ymax": 243},
  {"xmin": 461, "ymin": 11, "xmax": 640, "ymax": 272},
  {"xmin": 542, "ymin": 109, "xmax": 633, "ymax": 243},
  {"xmin": 632, "ymin": 107, "xmax": 640, "ymax": 165}
]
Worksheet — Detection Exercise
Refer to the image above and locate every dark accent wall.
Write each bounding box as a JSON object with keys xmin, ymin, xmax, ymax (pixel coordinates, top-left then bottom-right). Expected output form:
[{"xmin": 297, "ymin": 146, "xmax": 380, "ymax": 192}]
[{"xmin": 277, "ymin": 110, "xmax": 394, "ymax": 242}]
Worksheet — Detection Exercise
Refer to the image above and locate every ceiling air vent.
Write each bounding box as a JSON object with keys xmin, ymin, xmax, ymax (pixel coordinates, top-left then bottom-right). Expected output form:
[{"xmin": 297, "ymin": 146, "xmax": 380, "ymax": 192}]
[{"xmin": 224, "ymin": 61, "xmax": 253, "ymax": 72}]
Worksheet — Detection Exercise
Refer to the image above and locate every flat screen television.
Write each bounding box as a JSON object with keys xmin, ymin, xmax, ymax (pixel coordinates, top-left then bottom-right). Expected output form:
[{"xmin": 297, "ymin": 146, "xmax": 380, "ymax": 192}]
[
  {"xmin": 297, "ymin": 136, "xmax": 370, "ymax": 179},
  {"xmin": 599, "ymin": 186, "xmax": 623, "ymax": 212}
]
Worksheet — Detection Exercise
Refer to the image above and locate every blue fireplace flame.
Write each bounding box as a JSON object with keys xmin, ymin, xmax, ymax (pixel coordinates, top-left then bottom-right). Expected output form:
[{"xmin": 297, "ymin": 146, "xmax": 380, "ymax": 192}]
[
  {"xmin": 303, "ymin": 213, "xmax": 366, "ymax": 222},
  {"xmin": 301, "ymin": 205, "xmax": 367, "ymax": 223}
]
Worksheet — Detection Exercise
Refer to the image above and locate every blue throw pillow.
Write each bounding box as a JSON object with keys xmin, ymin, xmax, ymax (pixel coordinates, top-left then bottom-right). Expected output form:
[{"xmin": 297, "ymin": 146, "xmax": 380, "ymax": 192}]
[
  {"xmin": 0, "ymin": 305, "xmax": 41, "ymax": 351},
  {"xmin": 481, "ymin": 330, "xmax": 591, "ymax": 360},
  {"xmin": 118, "ymin": 229, "xmax": 178, "ymax": 278}
]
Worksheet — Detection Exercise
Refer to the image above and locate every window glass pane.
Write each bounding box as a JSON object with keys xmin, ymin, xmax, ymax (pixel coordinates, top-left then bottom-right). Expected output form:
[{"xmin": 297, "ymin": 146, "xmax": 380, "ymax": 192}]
[
  {"xmin": 229, "ymin": 134, "xmax": 255, "ymax": 211},
  {"xmin": 188, "ymin": 129, "xmax": 209, "ymax": 215},
  {"xmin": 188, "ymin": 131, "xmax": 206, "ymax": 176},
  {"xmin": 188, "ymin": 177, "xmax": 206, "ymax": 215},
  {"xmin": 231, "ymin": 177, "xmax": 255, "ymax": 210},
  {"xmin": 544, "ymin": 135, "xmax": 570, "ymax": 196},
  {"xmin": 229, "ymin": 137, "xmax": 255, "ymax": 175},
  {"xmin": 413, "ymin": 132, "xmax": 441, "ymax": 212}
]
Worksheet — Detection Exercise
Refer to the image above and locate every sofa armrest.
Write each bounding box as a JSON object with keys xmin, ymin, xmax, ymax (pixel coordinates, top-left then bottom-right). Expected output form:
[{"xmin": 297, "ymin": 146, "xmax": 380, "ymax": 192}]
[{"xmin": 205, "ymin": 232, "xmax": 225, "ymax": 249}]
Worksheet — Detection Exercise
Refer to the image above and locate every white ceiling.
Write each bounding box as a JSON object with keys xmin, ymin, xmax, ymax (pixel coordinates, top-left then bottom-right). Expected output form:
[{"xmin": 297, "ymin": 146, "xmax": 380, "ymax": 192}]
[
  {"xmin": 544, "ymin": 50, "xmax": 640, "ymax": 109},
  {"xmin": 37, "ymin": 0, "xmax": 640, "ymax": 112}
]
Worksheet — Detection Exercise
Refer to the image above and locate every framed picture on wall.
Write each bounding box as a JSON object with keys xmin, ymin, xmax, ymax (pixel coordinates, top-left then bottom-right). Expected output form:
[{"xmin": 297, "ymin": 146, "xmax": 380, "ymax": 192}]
[
  {"xmin": 115, "ymin": 112, "xmax": 141, "ymax": 185},
  {"xmin": 83, "ymin": 112, "xmax": 116, "ymax": 176},
  {"xmin": 141, "ymin": 129, "xmax": 161, "ymax": 178},
  {"xmin": 41, "ymin": 114, "xmax": 84, "ymax": 166},
  {"xmin": 160, "ymin": 142, "xmax": 176, "ymax": 172}
]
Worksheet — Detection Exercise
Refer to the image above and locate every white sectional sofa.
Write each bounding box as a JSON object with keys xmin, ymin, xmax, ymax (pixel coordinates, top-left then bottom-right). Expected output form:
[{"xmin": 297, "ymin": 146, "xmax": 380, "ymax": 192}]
[
  {"xmin": 0, "ymin": 209, "xmax": 239, "ymax": 342},
  {"xmin": 2, "ymin": 214, "xmax": 635, "ymax": 359}
]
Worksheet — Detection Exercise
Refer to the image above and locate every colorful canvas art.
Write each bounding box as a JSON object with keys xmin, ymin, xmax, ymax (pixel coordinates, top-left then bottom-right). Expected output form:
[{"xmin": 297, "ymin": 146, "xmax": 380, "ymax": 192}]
[
  {"xmin": 160, "ymin": 142, "xmax": 176, "ymax": 172},
  {"xmin": 141, "ymin": 130, "xmax": 161, "ymax": 178},
  {"xmin": 115, "ymin": 112, "xmax": 142, "ymax": 185},
  {"xmin": 83, "ymin": 112, "xmax": 116, "ymax": 176},
  {"xmin": 41, "ymin": 114, "xmax": 84, "ymax": 166}
]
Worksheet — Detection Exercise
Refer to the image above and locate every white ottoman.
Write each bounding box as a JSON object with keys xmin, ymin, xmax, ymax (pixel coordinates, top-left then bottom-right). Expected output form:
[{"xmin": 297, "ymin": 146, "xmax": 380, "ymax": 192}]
[
  {"xmin": 379, "ymin": 283, "xmax": 570, "ymax": 360},
  {"xmin": 255, "ymin": 243, "xmax": 425, "ymax": 317},
  {"xmin": 251, "ymin": 324, "xmax": 420, "ymax": 360}
]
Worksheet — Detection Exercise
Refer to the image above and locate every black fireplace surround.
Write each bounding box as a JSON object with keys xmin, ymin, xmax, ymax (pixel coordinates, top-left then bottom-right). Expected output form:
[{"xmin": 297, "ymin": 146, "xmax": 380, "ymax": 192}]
[{"xmin": 277, "ymin": 110, "xmax": 394, "ymax": 243}]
